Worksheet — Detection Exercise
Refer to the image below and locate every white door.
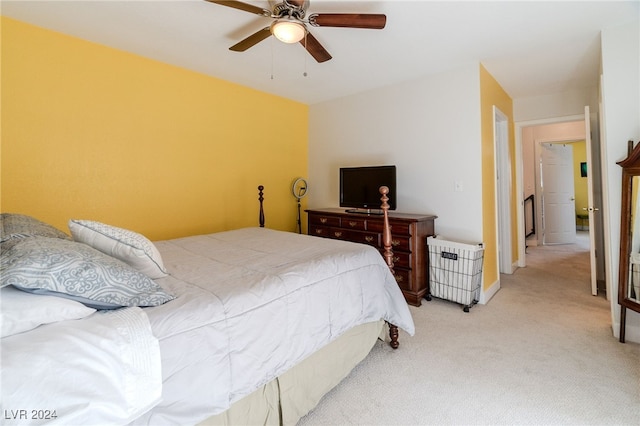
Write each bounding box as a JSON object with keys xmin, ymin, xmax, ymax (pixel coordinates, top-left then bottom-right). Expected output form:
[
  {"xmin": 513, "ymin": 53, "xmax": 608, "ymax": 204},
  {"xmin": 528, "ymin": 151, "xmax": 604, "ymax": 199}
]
[
  {"xmin": 584, "ymin": 106, "xmax": 598, "ymax": 295},
  {"xmin": 541, "ymin": 143, "xmax": 577, "ymax": 244}
]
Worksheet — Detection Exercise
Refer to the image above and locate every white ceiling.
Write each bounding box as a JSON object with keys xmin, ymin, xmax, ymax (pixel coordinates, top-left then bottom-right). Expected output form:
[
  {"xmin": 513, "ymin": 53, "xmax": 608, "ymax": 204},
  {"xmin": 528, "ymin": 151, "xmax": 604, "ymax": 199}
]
[{"xmin": 2, "ymin": 1, "xmax": 639, "ymax": 105}]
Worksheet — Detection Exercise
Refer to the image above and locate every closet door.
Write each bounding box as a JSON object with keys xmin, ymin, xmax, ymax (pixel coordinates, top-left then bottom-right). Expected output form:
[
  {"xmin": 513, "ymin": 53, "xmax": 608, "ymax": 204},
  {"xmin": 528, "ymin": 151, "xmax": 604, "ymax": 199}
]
[{"xmin": 541, "ymin": 143, "xmax": 576, "ymax": 245}]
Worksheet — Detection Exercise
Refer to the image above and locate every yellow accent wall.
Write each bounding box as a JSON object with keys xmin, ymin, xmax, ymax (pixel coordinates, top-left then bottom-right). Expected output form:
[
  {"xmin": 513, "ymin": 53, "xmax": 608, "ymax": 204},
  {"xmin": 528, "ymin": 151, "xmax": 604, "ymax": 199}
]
[
  {"xmin": 479, "ymin": 64, "xmax": 515, "ymax": 288},
  {"xmin": 572, "ymin": 141, "xmax": 588, "ymax": 221},
  {"xmin": 1, "ymin": 17, "xmax": 308, "ymax": 240}
]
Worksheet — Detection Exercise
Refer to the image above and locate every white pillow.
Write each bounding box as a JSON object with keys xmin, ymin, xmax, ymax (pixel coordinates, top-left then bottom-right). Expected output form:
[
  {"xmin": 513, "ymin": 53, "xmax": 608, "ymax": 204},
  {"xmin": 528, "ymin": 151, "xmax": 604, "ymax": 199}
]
[
  {"xmin": 69, "ymin": 219, "xmax": 168, "ymax": 279},
  {"xmin": 1, "ymin": 286, "xmax": 96, "ymax": 338}
]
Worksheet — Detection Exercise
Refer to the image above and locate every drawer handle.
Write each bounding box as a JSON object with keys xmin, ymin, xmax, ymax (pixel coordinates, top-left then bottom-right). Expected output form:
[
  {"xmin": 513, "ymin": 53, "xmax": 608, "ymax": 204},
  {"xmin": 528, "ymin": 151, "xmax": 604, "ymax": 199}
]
[
  {"xmin": 393, "ymin": 256, "xmax": 400, "ymax": 262},
  {"xmin": 349, "ymin": 221, "xmax": 358, "ymax": 227},
  {"xmin": 365, "ymin": 236, "xmax": 374, "ymax": 242},
  {"xmin": 394, "ymin": 274, "xmax": 403, "ymax": 282},
  {"xmin": 334, "ymin": 231, "xmax": 342, "ymax": 238},
  {"xmin": 315, "ymin": 229, "xmax": 324, "ymax": 235},
  {"xmin": 320, "ymin": 218, "xmax": 328, "ymax": 224},
  {"xmin": 392, "ymin": 239, "xmax": 401, "ymax": 247}
]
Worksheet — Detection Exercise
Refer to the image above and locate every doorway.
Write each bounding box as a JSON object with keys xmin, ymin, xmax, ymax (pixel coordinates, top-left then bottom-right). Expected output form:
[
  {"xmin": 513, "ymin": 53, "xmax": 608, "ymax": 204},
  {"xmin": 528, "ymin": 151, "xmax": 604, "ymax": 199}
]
[{"xmin": 515, "ymin": 113, "xmax": 606, "ymax": 298}]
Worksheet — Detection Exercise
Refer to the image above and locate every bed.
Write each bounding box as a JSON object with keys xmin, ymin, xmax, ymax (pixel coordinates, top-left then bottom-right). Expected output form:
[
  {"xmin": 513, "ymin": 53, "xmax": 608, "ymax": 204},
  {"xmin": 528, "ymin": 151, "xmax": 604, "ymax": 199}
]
[{"xmin": 0, "ymin": 186, "xmax": 414, "ymax": 425}]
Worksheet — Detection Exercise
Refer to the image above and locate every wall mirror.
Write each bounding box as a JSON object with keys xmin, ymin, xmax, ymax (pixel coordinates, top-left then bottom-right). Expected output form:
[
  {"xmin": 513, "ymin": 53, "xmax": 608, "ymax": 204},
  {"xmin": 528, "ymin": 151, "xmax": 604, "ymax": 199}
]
[{"xmin": 617, "ymin": 140, "xmax": 640, "ymax": 342}]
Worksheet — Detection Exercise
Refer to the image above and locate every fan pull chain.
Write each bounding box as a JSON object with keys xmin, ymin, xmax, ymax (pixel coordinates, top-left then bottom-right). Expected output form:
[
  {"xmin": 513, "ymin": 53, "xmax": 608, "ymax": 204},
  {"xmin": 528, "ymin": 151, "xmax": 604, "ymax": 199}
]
[
  {"xmin": 270, "ymin": 37, "xmax": 275, "ymax": 80},
  {"xmin": 303, "ymin": 32, "xmax": 308, "ymax": 77}
]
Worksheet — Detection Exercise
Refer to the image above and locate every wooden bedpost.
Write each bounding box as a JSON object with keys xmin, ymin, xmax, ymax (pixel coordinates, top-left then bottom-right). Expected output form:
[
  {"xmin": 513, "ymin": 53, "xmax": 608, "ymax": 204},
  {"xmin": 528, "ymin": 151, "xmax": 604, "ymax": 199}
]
[
  {"xmin": 380, "ymin": 186, "xmax": 400, "ymax": 349},
  {"xmin": 258, "ymin": 185, "xmax": 265, "ymax": 228},
  {"xmin": 379, "ymin": 186, "xmax": 394, "ymax": 274}
]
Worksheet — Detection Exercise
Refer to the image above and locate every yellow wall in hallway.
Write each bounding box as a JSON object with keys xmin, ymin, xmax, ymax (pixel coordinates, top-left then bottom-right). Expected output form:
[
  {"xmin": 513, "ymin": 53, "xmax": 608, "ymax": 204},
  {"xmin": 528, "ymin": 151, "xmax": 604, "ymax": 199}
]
[
  {"xmin": 572, "ymin": 141, "xmax": 588, "ymax": 219},
  {"xmin": 1, "ymin": 17, "xmax": 308, "ymax": 240},
  {"xmin": 479, "ymin": 64, "xmax": 515, "ymax": 288}
]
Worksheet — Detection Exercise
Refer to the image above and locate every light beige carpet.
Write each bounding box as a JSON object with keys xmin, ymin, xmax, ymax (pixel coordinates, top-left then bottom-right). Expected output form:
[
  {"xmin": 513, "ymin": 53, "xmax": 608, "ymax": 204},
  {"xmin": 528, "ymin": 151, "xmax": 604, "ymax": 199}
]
[{"xmin": 299, "ymin": 232, "xmax": 640, "ymax": 425}]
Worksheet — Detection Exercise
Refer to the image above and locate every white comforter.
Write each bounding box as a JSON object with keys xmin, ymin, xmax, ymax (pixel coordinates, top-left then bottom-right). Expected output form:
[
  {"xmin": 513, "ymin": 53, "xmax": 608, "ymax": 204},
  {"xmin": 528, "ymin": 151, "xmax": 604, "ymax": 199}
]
[
  {"xmin": 1, "ymin": 307, "xmax": 162, "ymax": 426},
  {"xmin": 134, "ymin": 227, "xmax": 415, "ymax": 425}
]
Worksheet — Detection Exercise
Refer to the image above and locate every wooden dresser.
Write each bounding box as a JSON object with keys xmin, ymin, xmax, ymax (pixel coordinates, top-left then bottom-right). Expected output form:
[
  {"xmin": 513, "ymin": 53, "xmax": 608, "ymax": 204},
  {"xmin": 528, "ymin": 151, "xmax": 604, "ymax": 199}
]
[{"xmin": 306, "ymin": 208, "xmax": 436, "ymax": 306}]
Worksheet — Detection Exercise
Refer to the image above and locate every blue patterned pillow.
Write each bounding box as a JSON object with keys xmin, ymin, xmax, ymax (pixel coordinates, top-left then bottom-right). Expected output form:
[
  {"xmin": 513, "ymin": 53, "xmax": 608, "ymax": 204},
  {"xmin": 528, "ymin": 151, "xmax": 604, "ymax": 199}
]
[
  {"xmin": 0, "ymin": 237, "xmax": 174, "ymax": 310},
  {"xmin": 1, "ymin": 213, "xmax": 70, "ymax": 249}
]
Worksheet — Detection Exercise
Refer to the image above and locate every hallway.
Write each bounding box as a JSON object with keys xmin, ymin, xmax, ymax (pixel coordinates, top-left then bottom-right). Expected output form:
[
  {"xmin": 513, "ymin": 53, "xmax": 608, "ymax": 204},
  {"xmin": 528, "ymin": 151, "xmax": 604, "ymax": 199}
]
[{"xmin": 522, "ymin": 230, "xmax": 597, "ymax": 301}]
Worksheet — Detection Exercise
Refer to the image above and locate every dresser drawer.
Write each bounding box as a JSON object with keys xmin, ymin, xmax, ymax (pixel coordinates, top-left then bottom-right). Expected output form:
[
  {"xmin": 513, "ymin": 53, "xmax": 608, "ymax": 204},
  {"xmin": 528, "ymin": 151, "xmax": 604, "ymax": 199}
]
[
  {"xmin": 368, "ymin": 220, "xmax": 412, "ymax": 236},
  {"xmin": 388, "ymin": 235, "xmax": 411, "ymax": 252},
  {"xmin": 380, "ymin": 250, "xmax": 411, "ymax": 269},
  {"xmin": 309, "ymin": 225, "xmax": 332, "ymax": 238},
  {"xmin": 342, "ymin": 217, "xmax": 367, "ymax": 231},
  {"xmin": 392, "ymin": 268, "xmax": 412, "ymax": 292},
  {"xmin": 335, "ymin": 229, "xmax": 380, "ymax": 246},
  {"xmin": 309, "ymin": 215, "xmax": 341, "ymax": 227}
]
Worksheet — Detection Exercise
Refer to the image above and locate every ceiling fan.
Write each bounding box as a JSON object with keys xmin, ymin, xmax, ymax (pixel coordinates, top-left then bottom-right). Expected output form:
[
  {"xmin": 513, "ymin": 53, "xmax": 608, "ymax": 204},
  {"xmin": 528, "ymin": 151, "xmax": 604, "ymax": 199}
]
[{"xmin": 205, "ymin": 0, "xmax": 386, "ymax": 63}]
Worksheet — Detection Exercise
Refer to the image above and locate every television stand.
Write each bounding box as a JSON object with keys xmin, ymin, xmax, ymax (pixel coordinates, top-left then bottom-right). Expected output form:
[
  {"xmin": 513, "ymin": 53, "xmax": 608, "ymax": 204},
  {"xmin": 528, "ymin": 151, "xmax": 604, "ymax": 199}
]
[
  {"xmin": 306, "ymin": 208, "xmax": 437, "ymax": 307},
  {"xmin": 344, "ymin": 208, "xmax": 384, "ymax": 215}
]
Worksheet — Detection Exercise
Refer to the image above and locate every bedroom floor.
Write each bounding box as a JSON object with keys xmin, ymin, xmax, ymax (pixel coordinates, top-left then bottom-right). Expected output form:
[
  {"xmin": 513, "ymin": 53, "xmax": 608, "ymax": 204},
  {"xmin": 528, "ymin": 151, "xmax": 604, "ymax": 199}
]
[{"xmin": 298, "ymin": 232, "xmax": 640, "ymax": 425}]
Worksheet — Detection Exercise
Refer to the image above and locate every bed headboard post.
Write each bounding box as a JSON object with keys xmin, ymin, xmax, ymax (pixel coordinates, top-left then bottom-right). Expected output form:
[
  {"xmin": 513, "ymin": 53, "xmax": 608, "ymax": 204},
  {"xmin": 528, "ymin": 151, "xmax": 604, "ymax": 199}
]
[
  {"xmin": 379, "ymin": 186, "xmax": 394, "ymax": 275},
  {"xmin": 258, "ymin": 185, "xmax": 265, "ymax": 228}
]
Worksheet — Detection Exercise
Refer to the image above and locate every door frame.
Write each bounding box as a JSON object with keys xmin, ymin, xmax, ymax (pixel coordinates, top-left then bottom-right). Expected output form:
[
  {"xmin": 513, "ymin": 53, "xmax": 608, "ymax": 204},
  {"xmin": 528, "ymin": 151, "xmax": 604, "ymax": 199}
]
[
  {"xmin": 514, "ymin": 114, "xmax": 585, "ymax": 268},
  {"xmin": 494, "ymin": 106, "xmax": 513, "ymax": 274}
]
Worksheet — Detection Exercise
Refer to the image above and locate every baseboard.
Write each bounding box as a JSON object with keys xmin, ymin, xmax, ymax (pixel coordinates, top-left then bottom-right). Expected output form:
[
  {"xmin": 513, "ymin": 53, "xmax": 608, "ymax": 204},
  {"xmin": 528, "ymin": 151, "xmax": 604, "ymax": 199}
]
[{"xmin": 479, "ymin": 278, "xmax": 500, "ymax": 305}]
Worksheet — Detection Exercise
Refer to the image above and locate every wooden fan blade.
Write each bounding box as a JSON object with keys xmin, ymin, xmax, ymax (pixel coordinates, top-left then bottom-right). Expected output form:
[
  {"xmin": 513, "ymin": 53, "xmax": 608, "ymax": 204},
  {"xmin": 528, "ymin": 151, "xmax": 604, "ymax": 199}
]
[
  {"xmin": 205, "ymin": 1, "xmax": 271, "ymax": 17},
  {"xmin": 300, "ymin": 32, "xmax": 332, "ymax": 63},
  {"xmin": 230, "ymin": 27, "xmax": 272, "ymax": 51},
  {"xmin": 309, "ymin": 13, "xmax": 386, "ymax": 29}
]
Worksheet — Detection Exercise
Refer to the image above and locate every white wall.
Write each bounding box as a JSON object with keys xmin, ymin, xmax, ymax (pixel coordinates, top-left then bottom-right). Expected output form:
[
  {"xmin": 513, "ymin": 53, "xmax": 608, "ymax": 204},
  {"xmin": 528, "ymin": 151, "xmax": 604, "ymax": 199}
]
[
  {"xmin": 514, "ymin": 87, "xmax": 598, "ymax": 122},
  {"xmin": 308, "ymin": 63, "xmax": 483, "ymax": 242},
  {"xmin": 601, "ymin": 19, "xmax": 640, "ymax": 342}
]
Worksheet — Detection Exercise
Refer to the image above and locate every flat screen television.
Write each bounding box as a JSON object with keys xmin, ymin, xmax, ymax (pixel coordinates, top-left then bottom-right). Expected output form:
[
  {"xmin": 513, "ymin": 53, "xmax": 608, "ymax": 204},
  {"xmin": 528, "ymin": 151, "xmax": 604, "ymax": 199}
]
[{"xmin": 339, "ymin": 165, "xmax": 396, "ymax": 213}]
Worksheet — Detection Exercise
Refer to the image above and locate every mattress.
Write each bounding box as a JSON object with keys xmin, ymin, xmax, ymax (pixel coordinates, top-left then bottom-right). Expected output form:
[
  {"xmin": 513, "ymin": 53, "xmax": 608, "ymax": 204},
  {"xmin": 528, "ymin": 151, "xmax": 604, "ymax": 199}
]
[{"xmin": 132, "ymin": 227, "xmax": 414, "ymax": 425}]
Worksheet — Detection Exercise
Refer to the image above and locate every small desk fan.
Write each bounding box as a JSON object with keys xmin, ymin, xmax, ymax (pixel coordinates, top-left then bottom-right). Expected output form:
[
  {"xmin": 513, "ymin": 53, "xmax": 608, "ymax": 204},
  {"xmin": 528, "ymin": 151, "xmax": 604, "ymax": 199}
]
[{"xmin": 292, "ymin": 177, "xmax": 308, "ymax": 234}]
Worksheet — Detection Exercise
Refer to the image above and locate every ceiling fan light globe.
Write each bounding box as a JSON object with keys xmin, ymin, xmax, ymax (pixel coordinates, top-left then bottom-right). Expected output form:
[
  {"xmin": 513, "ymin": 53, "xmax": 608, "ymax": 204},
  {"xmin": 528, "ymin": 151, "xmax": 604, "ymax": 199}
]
[{"xmin": 272, "ymin": 20, "xmax": 306, "ymax": 43}]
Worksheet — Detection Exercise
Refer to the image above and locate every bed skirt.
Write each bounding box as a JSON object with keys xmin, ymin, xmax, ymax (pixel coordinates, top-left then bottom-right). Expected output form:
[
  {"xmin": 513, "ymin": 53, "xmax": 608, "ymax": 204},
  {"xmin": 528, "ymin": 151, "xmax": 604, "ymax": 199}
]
[{"xmin": 197, "ymin": 320, "xmax": 385, "ymax": 426}]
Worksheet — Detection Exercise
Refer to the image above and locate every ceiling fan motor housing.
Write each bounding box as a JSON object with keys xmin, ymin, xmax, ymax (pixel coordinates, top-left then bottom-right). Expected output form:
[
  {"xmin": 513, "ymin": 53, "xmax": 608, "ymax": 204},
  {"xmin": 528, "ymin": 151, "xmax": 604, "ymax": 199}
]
[{"xmin": 274, "ymin": 1, "xmax": 308, "ymax": 19}]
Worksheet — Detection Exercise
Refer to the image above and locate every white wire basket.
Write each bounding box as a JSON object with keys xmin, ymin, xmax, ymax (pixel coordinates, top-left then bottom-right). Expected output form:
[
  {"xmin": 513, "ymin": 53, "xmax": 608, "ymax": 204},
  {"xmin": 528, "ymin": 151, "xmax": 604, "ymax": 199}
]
[{"xmin": 427, "ymin": 236, "xmax": 484, "ymax": 312}]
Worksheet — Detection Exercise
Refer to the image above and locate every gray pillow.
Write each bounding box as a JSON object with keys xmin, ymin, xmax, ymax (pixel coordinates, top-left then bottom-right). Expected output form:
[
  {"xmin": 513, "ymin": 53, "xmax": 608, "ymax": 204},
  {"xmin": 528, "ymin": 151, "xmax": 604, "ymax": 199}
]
[
  {"xmin": 0, "ymin": 237, "xmax": 174, "ymax": 310},
  {"xmin": 1, "ymin": 213, "xmax": 71, "ymax": 250}
]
